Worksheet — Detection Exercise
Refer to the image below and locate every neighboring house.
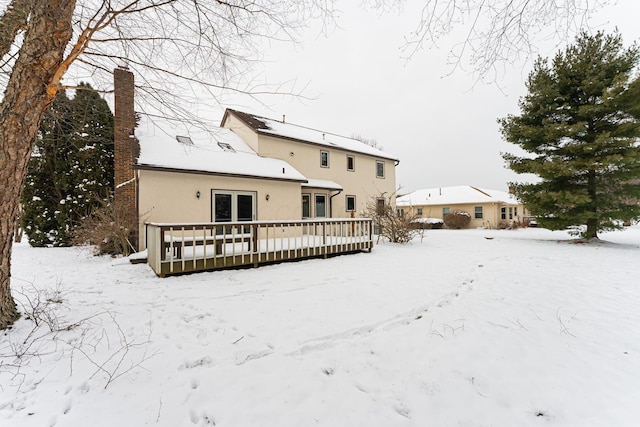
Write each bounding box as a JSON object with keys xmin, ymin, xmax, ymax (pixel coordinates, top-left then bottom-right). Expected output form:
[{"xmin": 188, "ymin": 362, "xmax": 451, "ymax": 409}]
[
  {"xmin": 113, "ymin": 69, "xmax": 398, "ymax": 251},
  {"xmin": 396, "ymin": 185, "xmax": 528, "ymax": 229},
  {"xmin": 221, "ymin": 109, "xmax": 399, "ymax": 219}
]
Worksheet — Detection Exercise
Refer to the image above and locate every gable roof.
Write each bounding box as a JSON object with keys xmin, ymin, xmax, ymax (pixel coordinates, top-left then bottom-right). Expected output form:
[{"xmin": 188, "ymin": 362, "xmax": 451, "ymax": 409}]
[
  {"xmin": 135, "ymin": 118, "xmax": 307, "ymax": 182},
  {"xmin": 396, "ymin": 185, "xmax": 520, "ymax": 207},
  {"xmin": 222, "ymin": 109, "xmax": 399, "ymax": 162}
]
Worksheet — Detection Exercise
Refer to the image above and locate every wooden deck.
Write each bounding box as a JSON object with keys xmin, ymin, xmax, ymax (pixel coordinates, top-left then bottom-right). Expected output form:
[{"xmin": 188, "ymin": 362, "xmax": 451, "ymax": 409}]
[{"xmin": 145, "ymin": 219, "xmax": 373, "ymax": 276}]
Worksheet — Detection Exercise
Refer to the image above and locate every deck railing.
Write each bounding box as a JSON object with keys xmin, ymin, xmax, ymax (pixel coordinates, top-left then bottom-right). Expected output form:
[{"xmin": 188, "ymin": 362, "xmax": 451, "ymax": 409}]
[{"xmin": 145, "ymin": 218, "xmax": 373, "ymax": 276}]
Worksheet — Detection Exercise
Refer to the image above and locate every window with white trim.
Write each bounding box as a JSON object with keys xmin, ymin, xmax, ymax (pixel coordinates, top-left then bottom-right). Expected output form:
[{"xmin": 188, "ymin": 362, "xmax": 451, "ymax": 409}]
[
  {"xmin": 346, "ymin": 195, "xmax": 356, "ymax": 212},
  {"xmin": 376, "ymin": 160, "xmax": 385, "ymax": 178},
  {"xmin": 302, "ymin": 194, "xmax": 311, "ymax": 218},
  {"xmin": 347, "ymin": 155, "xmax": 355, "ymax": 171},
  {"xmin": 474, "ymin": 206, "xmax": 483, "ymax": 219},
  {"xmin": 315, "ymin": 194, "xmax": 327, "ymax": 217},
  {"xmin": 320, "ymin": 150, "xmax": 329, "ymax": 168}
]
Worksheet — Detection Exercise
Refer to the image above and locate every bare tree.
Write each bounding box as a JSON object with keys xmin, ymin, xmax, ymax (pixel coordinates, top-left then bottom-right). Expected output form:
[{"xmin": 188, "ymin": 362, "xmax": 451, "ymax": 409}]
[
  {"xmin": 374, "ymin": 0, "xmax": 607, "ymax": 82},
  {"xmin": 0, "ymin": 0, "xmax": 610, "ymax": 329}
]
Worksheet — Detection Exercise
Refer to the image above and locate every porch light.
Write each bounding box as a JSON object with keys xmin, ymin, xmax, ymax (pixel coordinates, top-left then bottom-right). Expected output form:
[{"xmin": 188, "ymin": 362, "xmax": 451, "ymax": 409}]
[
  {"xmin": 265, "ymin": 194, "xmax": 270, "ymax": 201},
  {"xmin": 196, "ymin": 191, "xmax": 201, "ymax": 199}
]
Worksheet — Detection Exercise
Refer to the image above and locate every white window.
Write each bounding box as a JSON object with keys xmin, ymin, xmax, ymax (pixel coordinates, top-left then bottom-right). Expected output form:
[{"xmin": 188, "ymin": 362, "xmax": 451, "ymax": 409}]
[
  {"xmin": 347, "ymin": 155, "xmax": 355, "ymax": 171},
  {"xmin": 474, "ymin": 206, "xmax": 483, "ymax": 219},
  {"xmin": 302, "ymin": 194, "xmax": 311, "ymax": 218},
  {"xmin": 376, "ymin": 160, "xmax": 385, "ymax": 178},
  {"xmin": 346, "ymin": 195, "xmax": 356, "ymax": 212},
  {"xmin": 320, "ymin": 150, "xmax": 329, "ymax": 168},
  {"xmin": 315, "ymin": 194, "xmax": 327, "ymax": 217},
  {"xmin": 212, "ymin": 190, "xmax": 256, "ymax": 223},
  {"xmin": 397, "ymin": 208, "xmax": 404, "ymax": 217},
  {"xmin": 443, "ymin": 207, "xmax": 450, "ymax": 217},
  {"xmin": 417, "ymin": 208, "xmax": 423, "ymax": 216}
]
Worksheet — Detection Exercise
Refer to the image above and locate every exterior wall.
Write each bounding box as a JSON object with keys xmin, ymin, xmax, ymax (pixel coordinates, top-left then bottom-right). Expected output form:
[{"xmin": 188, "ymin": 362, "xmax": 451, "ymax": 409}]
[
  {"xmin": 257, "ymin": 134, "xmax": 397, "ymax": 217},
  {"xmin": 137, "ymin": 169, "xmax": 302, "ymax": 249},
  {"xmin": 222, "ymin": 113, "xmax": 260, "ymax": 153},
  {"xmin": 403, "ymin": 202, "xmax": 527, "ymax": 229}
]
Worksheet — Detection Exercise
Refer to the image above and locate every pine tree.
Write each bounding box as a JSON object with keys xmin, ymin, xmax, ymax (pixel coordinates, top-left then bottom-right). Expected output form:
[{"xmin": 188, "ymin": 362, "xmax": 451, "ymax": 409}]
[
  {"xmin": 500, "ymin": 32, "xmax": 640, "ymax": 239},
  {"xmin": 21, "ymin": 85, "xmax": 114, "ymax": 246}
]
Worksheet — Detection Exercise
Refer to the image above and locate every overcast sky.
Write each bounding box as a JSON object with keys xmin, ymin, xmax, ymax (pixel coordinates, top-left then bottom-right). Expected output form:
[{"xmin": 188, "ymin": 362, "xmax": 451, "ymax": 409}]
[{"xmin": 210, "ymin": 0, "xmax": 640, "ymax": 193}]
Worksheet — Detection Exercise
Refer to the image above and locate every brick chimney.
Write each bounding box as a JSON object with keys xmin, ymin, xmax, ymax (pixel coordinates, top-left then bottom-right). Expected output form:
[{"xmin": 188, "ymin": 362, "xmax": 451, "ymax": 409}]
[{"xmin": 113, "ymin": 67, "xmax": 139, "ymax": 250}]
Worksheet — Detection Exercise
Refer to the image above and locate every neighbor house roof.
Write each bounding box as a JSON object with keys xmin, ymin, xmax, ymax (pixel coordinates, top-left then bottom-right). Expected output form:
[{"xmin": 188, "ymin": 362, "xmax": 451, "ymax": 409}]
[
  {"xmin": 396, "ymin": 185, "xmax": 520, "ymax": 207},
  {"xmin": 135, "ymin": 118, "xmax": 307, "ymax": 182},
  {"xmin": 222, "ymin": 109, "xmax": 399, "ymax": 162}
]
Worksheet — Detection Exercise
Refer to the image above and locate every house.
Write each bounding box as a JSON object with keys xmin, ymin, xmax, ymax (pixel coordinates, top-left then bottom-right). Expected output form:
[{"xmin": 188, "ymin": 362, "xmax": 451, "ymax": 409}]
[
  {"xmin": 220, "ymin": 109, "xmax": 399, "ymax": 220},
  {"xmin": 113, "ymin": 68, "xmax": 398, "ymax": 253},
  {"xmin": 396, "ymin": 185, "xmax": 529, "ymax": 229}
]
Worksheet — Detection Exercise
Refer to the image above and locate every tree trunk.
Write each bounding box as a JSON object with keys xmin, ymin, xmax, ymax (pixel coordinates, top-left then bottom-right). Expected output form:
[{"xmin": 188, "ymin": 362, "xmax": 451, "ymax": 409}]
[
  {"xmin": 0, "ymin": 0, "xmax": 76, "ymax": 330},
  {"xmin": 585, "ymin": 169, "xmax": 598, "ymax": 239}
]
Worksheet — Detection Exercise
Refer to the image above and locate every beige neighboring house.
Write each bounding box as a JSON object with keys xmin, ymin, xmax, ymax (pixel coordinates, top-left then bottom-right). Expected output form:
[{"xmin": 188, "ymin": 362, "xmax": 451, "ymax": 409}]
[
  {"xmin": 396, "ymin": 185, "xmax": 528, "ymax": 229},
  {"xmin": 113, "ymin": 69, "xmax": 398, "ymax": 251}
]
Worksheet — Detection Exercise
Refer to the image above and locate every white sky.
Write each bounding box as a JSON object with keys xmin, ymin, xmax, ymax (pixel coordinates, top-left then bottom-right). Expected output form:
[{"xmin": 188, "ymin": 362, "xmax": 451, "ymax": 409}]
[{"xmin": 211, "ymin": 0, "xmax": 640, "ymax": 193}]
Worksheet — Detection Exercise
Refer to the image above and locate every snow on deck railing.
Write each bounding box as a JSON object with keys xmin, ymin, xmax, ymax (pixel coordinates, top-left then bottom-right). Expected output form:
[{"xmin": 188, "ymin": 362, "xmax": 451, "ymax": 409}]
[{"xmin": 145, "ymin": 218, "xmax": 373, "ymax": 276}]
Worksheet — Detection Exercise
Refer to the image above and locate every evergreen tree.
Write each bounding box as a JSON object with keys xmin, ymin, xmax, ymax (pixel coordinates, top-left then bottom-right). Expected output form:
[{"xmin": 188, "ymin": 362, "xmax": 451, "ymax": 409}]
[
  {"xmin": 21, "ymin": 85, "xmax": 114, "ymax": 246},
  {"xmin": 500, "ymin": 32, "xmax": 640, "ymax": 239}
]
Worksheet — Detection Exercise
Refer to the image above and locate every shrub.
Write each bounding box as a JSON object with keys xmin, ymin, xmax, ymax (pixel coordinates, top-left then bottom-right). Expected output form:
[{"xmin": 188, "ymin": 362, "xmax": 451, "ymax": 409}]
[
  {"xmin": 444, "ymin": 210, "xmax": 471, "ymax": 229},
  {"xmin": 364, "ymin": 194, "xmax": 423, "ymax": 243},
  {"xmin": 72, "ymin": 202, "xmax": 136, "ymax": 255}
]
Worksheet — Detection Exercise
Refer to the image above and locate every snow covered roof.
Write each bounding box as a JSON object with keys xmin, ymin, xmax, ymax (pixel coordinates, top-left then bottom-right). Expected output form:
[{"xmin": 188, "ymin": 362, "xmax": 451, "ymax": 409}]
[
  {"xmin": 301, "ymin": 179, "xmax": 343, "ymax": 190},
  {"xmin": 135, "ymin": 118, "xmax": 307, "ymax": 182},
  {"xmin": 224, "ymin": 109, "xmax": 399, "ymax": 162},
  {"xmin": 396, "ymin": 185, "xmax": 521, "ymax": 207}
]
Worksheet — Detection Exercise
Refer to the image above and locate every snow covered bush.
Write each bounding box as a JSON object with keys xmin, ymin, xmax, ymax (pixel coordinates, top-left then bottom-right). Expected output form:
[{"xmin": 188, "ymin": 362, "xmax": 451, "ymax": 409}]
[{"xmin": 444, "ymin": 210, "xmax": 471, "ymax": 229}]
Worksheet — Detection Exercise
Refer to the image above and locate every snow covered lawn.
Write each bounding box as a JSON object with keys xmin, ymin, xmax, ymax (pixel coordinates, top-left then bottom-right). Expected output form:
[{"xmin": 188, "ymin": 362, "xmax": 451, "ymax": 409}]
[{"xmin": 2, "ymin": 227, "xmax": 640, "ymax": 426}]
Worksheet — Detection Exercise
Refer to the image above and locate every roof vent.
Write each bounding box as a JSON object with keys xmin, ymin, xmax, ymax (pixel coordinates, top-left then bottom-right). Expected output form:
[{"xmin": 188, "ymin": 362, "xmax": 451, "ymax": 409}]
[{"xmin": 176, "ymin": 135, "xmax": 194, "ymax": 145}]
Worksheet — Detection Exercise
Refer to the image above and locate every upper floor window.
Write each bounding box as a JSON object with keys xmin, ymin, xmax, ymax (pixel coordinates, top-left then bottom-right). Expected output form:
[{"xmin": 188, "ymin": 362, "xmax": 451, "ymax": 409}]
[
  {"xmin": 347, "ymin": 155, "xmax": 355, "ymax": 171},
  {"xmin": 376, "ymin": 160, "xmax": 385, "ymax": 178},
  {"xmin": 320, "ymin": 150, "xmax": 329, "ymax": 168},
  {"xmin": 474, "ymin": 206, "xmax": 483, "ymax": 219}
]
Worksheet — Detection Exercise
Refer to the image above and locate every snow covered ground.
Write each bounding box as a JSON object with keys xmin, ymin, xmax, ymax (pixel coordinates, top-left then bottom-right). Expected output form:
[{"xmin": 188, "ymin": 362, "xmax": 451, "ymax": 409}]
[{"xmin": 2, "ymin": 227, "xmax": 640, "ymax": 427}]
